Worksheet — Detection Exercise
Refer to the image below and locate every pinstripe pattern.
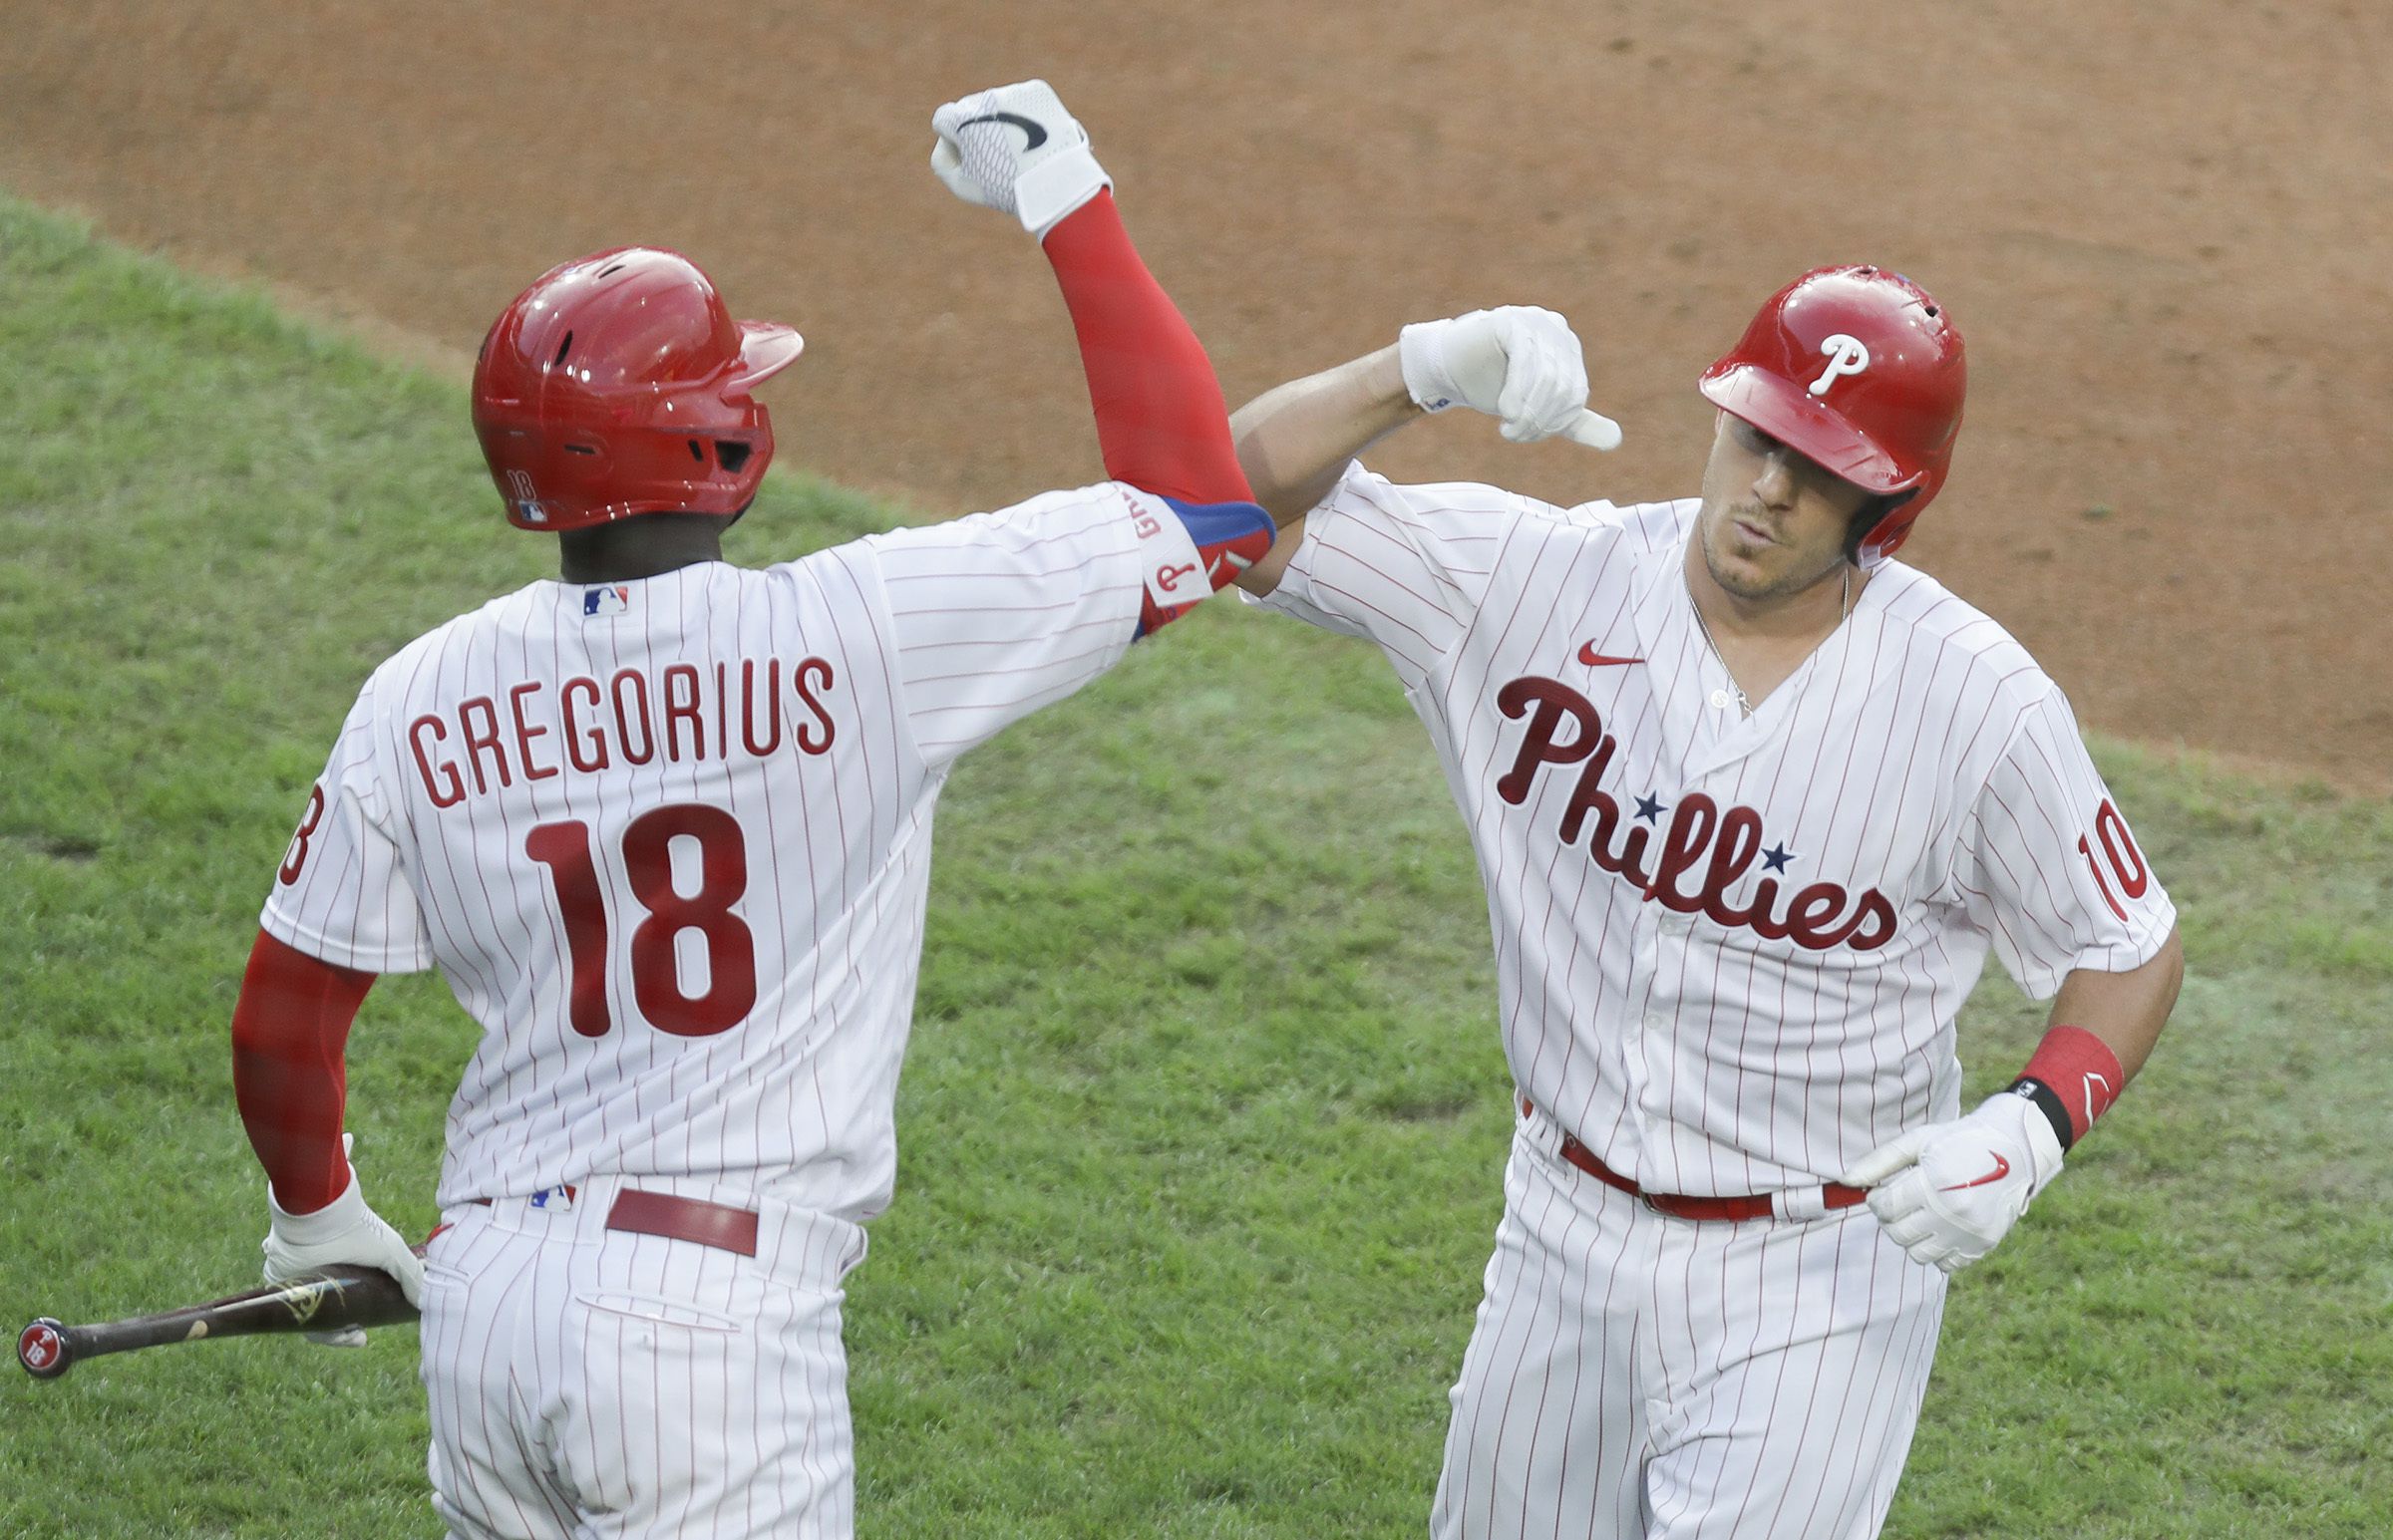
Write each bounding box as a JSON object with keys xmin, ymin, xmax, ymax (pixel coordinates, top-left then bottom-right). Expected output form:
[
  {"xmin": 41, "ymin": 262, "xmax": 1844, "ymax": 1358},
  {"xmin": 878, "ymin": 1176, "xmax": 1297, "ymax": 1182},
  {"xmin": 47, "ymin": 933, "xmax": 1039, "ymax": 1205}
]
[
  {"xmin": 1431, "ymin": 1115, "xmax": 1945, "ymax": 1540},
  {"xmin": 421, "ymin": 1181, "xmax": 866, "ymax": 1539},
  {"xmin": 1254, "ymin": 462, "xmax": 2175, "ymax": 1190},
  {"xmin": 261, "ymin": 482, "xmax": 1157, "ymax": 1218},
  {"xmin": 1258, "ymin": 462, "xmax": 2171, "ymax": 1536},
  {"xmin": 262, "ymin": 481, "xmax": 1175, "ymax": 1536}
]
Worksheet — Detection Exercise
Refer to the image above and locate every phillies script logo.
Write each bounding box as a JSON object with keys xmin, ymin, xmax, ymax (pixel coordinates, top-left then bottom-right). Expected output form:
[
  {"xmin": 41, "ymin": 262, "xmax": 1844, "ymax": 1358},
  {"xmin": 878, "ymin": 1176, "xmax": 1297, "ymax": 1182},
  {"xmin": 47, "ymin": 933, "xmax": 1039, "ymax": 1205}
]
[{"xmin": 1496, "ymin": 677, "xmax": 1896, "ymax": 952}]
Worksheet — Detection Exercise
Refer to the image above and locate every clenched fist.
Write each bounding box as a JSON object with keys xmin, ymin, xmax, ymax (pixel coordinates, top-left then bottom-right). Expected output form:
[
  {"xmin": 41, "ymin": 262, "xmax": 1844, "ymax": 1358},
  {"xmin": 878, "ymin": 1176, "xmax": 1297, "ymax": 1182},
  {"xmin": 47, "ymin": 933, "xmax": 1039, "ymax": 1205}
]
[
  {"xmin": 260, "ymin": 1133, "xmax": 425, "ymax": 1346},
  {"xmin": 1841, "ymin": 1091, "xmax": 2066, "ymax": 1273},
  {"xmin": 1398, "ymin": 306, "xmax": 1622, "ymax": 450},
  {"xmin": 929, "ymin": 79, "xmax": 1112, "ymax": 239}
]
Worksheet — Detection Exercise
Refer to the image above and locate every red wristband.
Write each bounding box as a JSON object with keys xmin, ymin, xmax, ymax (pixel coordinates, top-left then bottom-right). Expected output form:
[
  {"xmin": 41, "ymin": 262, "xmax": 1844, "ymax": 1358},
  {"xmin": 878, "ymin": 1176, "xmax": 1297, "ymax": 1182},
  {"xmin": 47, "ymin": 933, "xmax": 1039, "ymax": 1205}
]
[{"xmin": 2010, "ymin": 1025, "xmax": 2125, "ymax": 1145}]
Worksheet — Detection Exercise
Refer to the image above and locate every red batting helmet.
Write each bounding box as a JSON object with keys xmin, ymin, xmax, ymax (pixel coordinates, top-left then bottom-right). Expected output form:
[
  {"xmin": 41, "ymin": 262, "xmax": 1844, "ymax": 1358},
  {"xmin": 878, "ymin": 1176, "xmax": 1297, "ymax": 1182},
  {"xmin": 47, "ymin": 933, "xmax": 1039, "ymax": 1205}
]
[
  {"xmin": 1698, "ymin": 265, "xmax": 1965, "ymax": 563},
  {"xmin": 472, "ymin": 248, "xmax": 804, "ymax": 531}
]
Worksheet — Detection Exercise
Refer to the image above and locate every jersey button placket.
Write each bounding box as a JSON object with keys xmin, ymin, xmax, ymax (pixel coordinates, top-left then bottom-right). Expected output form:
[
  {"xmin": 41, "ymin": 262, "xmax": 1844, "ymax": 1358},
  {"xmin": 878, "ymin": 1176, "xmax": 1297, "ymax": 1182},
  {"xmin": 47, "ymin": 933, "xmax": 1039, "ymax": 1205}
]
[
  {"xmin": 1651, "ymin": 777, "xmax": 1703, "ymax": 940},
  {"xmin": 1633, "ymin": 902, "xmax": 1692, "ymax": 1184}
]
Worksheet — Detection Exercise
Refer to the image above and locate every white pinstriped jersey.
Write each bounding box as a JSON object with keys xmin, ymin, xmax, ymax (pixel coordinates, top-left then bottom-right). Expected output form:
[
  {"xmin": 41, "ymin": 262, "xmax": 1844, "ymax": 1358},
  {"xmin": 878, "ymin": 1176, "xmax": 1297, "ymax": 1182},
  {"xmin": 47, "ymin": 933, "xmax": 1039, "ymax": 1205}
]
[
  {"xmin": 1256, "ymin": 463, "xmax": 2176, "ymax": 1197},
  {"xmin": 264, "ymin": 481, "xmax": 1189, "ymax": 1218}
]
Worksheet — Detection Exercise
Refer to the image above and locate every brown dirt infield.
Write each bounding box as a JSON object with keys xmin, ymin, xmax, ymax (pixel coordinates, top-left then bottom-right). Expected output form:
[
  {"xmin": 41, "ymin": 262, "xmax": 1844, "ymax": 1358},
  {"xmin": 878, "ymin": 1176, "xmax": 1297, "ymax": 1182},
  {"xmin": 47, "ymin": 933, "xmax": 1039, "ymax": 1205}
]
[{"xmin": 5, "ymin": 2, "xmax": 2388, "ymax": 789}]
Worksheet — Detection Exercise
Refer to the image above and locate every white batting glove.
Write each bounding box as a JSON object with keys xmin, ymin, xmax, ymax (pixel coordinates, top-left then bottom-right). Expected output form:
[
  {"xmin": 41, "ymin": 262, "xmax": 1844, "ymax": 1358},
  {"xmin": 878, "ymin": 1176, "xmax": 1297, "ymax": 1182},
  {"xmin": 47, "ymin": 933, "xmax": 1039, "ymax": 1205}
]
[
  {"xmin": 1398, "ymin": 307, "xmax": 1622, "ymax": 451},
  {"xmin": 930, "ymin": 80, "xmax": 1112, "ymax": 239},
  {"xmin": 261, "ymin": 1134, "xmax": 425, "ymax": 1347},
  {"xmin": 1841, "ymin": 1092, "xmax": 2067, "ymax": 1274}
]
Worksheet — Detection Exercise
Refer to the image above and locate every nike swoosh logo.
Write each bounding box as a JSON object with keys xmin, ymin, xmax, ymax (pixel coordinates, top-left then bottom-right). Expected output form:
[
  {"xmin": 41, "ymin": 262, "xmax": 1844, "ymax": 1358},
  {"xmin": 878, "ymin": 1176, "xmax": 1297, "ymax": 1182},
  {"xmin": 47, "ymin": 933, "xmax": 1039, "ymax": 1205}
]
[
  {"xmin": 957, "ymin": 111, "xmax": 1049, "ymax": 150},
  {"xmin": 1577, "ymin": 642, "xmax": 1645, "ymax": 667},
  {"xmin": 1938, "ymin": 1153, "xmax": 2011, "ymax": 1191}
]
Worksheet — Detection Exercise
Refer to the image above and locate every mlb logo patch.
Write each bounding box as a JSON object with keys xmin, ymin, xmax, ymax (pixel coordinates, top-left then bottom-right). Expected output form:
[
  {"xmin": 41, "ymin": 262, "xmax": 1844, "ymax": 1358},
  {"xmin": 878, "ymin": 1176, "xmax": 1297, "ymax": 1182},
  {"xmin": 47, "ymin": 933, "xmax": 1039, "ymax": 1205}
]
[
  {"xmin": 507, "ymin": 469, "xmax": 547, "ymax": 524},
  {"xmin": 583, "ymin": 584, "xmax": 632, "ymax": 617}
]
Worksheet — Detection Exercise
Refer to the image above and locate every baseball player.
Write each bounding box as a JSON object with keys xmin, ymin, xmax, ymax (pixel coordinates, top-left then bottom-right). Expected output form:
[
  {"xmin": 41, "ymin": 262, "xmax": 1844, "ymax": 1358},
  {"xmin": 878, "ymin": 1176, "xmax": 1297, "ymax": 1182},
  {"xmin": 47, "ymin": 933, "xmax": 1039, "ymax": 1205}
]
[
  {"xmin": 1227, "ymin": 273, "xmax": 2185, "ymax": 1537},
  {"xmin": 226, "ymin": 81, "xmax": 1272, "ymax": 1538}
]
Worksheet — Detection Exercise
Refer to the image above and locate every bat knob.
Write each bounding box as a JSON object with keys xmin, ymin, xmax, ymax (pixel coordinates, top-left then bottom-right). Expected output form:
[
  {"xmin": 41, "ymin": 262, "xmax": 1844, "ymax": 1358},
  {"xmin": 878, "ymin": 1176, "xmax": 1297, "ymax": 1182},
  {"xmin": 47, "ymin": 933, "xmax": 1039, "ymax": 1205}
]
[{"xmin": 19, "ymin": 1319, "xmax": 73, "ymax": 1380}]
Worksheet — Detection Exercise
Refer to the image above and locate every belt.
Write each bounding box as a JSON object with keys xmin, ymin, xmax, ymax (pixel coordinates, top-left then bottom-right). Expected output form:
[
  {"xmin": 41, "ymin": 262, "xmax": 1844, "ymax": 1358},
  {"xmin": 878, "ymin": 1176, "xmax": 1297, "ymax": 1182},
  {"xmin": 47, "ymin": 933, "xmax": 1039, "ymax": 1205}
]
[
  {"xmin": 451, "ymin": 1186, "xmax": 761, "ymax": 1257},
  {"xmin": 1524, "ymin": 1099, "xmax": 1868, "ymax": 1222},
  {"xmin": 605, "ymin": 1189, "xmax": 761, "ymax": 1256}
]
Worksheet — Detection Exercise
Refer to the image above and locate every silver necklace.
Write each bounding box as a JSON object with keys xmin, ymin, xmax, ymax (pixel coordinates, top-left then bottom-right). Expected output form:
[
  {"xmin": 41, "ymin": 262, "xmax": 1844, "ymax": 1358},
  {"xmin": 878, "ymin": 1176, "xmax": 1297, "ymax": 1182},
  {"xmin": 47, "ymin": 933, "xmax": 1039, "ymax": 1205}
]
[{"xmin": 1693, "ymin": 565, "xmax": 1852, "ymax": 717}]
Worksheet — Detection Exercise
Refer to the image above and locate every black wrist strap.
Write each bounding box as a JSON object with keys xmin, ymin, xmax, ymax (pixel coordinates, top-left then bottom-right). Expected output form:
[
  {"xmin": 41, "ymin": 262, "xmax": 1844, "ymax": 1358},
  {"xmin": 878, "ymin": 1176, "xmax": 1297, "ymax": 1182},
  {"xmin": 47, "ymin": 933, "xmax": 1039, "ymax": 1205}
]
[{"xmin": 2005, "ymin": 1077, "xmax": 2076, "ymax": 1153}]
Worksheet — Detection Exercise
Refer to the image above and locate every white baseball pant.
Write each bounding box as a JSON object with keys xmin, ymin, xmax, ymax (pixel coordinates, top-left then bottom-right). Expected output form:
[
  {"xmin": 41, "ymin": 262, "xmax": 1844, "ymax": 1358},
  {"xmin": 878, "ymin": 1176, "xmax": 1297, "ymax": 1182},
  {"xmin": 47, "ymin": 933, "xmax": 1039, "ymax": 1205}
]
[
  {"xmin": 418, "ymin": 1177, "xmax": 867, "ymax": 1539},
  {"xmin": 1431, "ymin": 1104, "xmax": 1948, "ymax": 1539}
]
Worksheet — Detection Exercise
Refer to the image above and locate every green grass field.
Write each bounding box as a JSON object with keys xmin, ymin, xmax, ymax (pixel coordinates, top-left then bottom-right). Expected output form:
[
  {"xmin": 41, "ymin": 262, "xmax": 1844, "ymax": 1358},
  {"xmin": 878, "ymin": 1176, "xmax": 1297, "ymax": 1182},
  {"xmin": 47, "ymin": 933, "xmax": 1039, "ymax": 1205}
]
[{"xmin": 2, "ymin": 195, "xmax": 2388, "ymax": 1538}]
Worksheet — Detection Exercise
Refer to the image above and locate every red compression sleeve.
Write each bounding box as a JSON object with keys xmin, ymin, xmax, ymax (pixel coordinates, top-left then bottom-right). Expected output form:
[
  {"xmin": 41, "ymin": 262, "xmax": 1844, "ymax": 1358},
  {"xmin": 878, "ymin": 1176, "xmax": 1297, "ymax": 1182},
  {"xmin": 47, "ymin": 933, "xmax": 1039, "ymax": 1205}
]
[
  {"xmin": 229, "ymin": 929, "xmax": 375, "ymax": 1213},
  {"xmin": 1041, "ymin": 189, "xmax": 1254, "ymax": 506}
]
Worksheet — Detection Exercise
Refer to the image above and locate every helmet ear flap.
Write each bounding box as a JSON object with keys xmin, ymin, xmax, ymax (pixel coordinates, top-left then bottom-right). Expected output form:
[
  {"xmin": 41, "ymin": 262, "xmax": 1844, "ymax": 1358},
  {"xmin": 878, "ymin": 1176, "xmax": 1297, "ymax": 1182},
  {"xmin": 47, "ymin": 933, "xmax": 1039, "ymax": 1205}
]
[{"xmin": 1845, "ymin": 490, "xmax": 1914, "ymax": 565}]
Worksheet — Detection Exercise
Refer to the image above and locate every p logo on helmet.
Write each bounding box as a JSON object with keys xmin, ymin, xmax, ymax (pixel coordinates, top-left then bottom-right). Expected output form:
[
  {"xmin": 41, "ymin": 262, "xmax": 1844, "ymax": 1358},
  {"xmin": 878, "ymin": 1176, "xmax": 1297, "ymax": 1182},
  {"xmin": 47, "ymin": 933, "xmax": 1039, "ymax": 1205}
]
[
  {"xmin": 1698, "ymin": 265, "xmax": 1966, "ymax": 564},
  {"xmin": 1807, "ymin": 334, "xmax": 1872, "ymax": 397}
]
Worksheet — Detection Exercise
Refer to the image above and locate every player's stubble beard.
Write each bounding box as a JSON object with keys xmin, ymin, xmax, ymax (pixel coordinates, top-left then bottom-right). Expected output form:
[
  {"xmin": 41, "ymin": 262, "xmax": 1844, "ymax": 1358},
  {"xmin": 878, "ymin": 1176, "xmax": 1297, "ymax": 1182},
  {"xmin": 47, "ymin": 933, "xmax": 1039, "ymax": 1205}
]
[
  {"xmin": 1691, "ymin": 415, "xmax": 1868, "ymax": 618},
  {"xmin": 1695, "ymin": 500, "xmax": 1853, "ymax": 609}
]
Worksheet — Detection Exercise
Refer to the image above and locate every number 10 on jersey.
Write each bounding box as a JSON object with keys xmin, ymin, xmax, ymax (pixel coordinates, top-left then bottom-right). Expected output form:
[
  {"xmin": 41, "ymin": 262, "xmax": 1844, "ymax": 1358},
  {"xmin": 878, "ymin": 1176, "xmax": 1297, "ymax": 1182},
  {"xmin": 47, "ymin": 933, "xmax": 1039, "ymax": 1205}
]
[{"xmin": 525, "ymin": 804, "xmax": 758, "ymax": 1038}]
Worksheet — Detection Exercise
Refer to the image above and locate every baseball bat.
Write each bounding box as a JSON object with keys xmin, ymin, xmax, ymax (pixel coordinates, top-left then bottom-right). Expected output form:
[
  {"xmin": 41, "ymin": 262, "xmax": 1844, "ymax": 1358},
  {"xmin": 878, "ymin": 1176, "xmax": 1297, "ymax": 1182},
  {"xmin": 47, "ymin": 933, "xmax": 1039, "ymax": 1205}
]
[{"xmin": 17, "ymin": 1257, "xmax": 422, "ymax": 1381}]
